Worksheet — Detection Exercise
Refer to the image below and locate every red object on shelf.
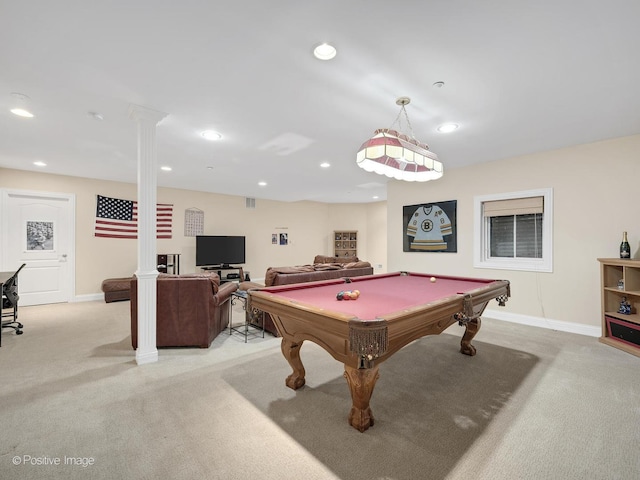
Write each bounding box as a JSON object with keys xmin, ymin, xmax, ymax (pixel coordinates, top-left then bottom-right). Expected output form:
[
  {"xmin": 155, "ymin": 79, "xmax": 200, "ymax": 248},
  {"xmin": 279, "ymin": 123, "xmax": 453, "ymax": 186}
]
[{"xmin": 606, "ymin": 316, "xmax": 640, "ymax": 348}]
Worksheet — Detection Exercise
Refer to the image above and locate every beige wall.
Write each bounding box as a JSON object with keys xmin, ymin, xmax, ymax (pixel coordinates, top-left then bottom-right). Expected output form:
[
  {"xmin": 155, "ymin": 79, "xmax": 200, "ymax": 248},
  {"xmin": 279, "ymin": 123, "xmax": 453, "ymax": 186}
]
[
  {"xmin": 387, "ymin": 134, "xmax": 640, "ymax": 330},
  {"xmin": 4, "ymin": 133, "xmax": 636, "ymax": 331},
  {"xmin": 0, "ymin": 168, "xmax": 387, "ymax": 296}
]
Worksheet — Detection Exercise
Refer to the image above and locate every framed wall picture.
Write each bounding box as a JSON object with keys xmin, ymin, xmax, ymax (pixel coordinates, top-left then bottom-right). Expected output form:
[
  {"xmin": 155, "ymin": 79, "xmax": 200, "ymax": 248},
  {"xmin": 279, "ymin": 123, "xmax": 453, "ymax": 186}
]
[
  {"xmin": 184, "ymin": 207, "xmax": 204, "ymax": 236},
  {"xmin": 403, "ymin": 200, "xmax": 457, "ymax": 252},
  {"xmin": 26, "ymin": 220, "xmax": 54, "ymax": 250}
]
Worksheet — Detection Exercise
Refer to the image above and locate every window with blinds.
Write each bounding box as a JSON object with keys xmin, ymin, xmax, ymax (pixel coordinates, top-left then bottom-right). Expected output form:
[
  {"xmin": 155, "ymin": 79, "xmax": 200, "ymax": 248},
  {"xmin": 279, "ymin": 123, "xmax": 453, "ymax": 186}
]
[
  {"xmin": 474, "ymin": 189, "xmax": 553, "ymax": 272},
  {"xmin": 485, "ymin": 196, "xmax": 543, "ymax": 259}
]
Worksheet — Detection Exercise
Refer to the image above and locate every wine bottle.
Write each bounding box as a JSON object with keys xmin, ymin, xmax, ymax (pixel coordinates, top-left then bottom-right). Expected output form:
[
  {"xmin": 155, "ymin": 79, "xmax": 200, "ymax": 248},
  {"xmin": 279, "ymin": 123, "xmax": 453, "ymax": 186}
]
[{"xmin": 620, "ymin": 231, "xmax": 631, "ymax": 259}]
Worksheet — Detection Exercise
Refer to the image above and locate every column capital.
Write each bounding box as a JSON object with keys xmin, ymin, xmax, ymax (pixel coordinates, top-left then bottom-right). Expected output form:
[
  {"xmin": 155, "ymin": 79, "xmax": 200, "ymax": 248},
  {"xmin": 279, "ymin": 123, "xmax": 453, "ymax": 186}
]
[{"xmin": 128, "ymin": 104, "xmax": 168, "ymax": 124}]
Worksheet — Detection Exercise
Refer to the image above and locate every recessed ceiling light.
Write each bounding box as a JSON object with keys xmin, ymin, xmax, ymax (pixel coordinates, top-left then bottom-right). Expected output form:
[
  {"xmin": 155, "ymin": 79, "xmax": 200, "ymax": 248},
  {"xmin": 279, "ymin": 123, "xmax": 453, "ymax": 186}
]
[
  {"xmin": 437, "ymin": 123, "xmax": 459, "ymax": 133},
  {"xmin": 33, "ymin": 161, "xmax": 47, "ymax": 167},
  {"xmin": 201, "ymin": 130, "xmax": 222, "ymax": 141},
  {"xmin": 160, "ymin": 166, "xmax": 172, "ymax": 171},
  {"xmin": 11, "ymin": 108, "xmax": 34, "ymax": 118},
  {"xmin": 373, "ymin": 196, "xmax": 379, "ymax": 199},
  {"xmin": 258, "ymin": 181, "xmax": 267, "ymax": 187},
  {"xmin": 320, "ymin": 162, "xmax": 330, "ymax": 168},
  {"xmin": 313, "ymin": 43, "xmax": 337, "ymax": 60}
]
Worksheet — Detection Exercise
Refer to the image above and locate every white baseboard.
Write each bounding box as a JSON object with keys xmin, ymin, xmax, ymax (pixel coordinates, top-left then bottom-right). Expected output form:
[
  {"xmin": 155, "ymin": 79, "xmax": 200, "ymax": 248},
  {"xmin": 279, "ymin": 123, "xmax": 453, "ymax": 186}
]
[
  {"xmin": 71, "ymin": 292, "xmax": 600, "ymax": 338},
  {"xmin": 73, "ymin": 293, "xmax": 104, "ymax": 303},
  {"xmin": 483, "ymin": 308, "xmax": 601, "ymax": 338}
]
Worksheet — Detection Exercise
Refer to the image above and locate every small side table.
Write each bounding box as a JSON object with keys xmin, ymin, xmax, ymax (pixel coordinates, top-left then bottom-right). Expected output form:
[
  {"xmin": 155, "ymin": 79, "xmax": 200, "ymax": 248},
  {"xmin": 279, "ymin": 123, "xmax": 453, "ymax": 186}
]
[{"xmin": 229, "ymin": 290, "xmax": 264, "ymax": 342}]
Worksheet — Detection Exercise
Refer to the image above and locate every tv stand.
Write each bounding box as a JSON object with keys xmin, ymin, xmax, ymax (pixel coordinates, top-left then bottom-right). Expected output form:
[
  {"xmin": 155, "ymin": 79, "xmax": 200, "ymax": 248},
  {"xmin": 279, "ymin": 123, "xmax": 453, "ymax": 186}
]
[{"xmin": 201, "ymin": 265, "xmax": 244, "ymax": 284}]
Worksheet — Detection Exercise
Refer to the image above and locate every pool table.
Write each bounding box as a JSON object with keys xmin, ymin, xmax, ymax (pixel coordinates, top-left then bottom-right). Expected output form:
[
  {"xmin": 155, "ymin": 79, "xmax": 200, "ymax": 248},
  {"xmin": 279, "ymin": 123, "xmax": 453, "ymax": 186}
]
[{"xmin": 248, "ymin": 271, "xmax": 510, "ymax": 432}]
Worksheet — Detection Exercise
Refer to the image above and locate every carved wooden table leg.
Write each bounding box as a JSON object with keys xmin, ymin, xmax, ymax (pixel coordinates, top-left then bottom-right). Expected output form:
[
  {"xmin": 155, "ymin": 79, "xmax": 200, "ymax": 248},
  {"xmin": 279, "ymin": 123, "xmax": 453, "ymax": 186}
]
[
  {"xmin": 460, "ymin": 317, "xmax": 481, "ymax": 356},
  {"xmin": 343, "ymin": 364, "xmax": 380, "ymax": 432},
  {"xmin": 281, "ymin": 338, "xmax": 306, "ymax": 389}
]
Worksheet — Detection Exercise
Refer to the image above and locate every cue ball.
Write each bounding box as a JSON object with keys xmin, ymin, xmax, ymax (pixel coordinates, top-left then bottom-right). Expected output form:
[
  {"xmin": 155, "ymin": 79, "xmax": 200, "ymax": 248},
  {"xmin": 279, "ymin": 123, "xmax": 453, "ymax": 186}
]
[{"xmin": 430, "ymin": 277, "xmax": 436, "ymax": 283}]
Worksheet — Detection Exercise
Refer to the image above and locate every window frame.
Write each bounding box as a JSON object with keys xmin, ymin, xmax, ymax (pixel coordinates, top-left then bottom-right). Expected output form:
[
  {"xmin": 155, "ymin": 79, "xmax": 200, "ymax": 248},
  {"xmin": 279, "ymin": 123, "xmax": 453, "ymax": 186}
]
[{"xmin": 474, "ymin": 188, "xmax": 553, "ymax": 272}]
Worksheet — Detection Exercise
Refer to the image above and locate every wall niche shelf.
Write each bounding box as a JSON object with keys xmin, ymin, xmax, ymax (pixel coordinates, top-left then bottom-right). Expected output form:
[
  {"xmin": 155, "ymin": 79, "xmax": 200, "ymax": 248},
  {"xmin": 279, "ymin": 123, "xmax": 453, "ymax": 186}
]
[{"xmin": 334, "ymin": 231, "xmax": 357, "ymax": 258}]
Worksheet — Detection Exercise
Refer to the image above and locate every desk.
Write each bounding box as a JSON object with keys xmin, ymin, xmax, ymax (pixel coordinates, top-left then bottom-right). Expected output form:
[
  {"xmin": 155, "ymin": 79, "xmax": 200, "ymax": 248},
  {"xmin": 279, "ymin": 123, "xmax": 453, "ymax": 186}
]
[
  {"xmin": 249, "ymin": 271, "xmax": 510, "ymax": 431},
  {"xmin": 229, "ymin": 290, "xmax": 264, "ymax": 342}
]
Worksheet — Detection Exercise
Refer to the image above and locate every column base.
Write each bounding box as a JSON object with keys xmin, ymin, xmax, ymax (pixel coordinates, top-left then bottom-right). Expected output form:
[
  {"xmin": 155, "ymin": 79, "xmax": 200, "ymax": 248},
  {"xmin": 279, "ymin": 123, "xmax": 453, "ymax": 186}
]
[{"xmin": 135, "ymin": 348, "xmax": 158, "ymax": 365}]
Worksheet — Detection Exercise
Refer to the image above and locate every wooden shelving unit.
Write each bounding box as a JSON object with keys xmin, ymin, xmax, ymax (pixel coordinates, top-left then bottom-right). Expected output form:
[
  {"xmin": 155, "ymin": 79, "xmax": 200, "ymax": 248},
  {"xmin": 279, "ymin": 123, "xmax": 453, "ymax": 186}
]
[
  {"xmin": 157, "ymin": 254, "xmax": 180, "ymax": 274},
  {"xmin": 334, "ymin": 231, "xmax": 358, "ymax": 258},
  {"xmin": 598, "ymin": 258, "xmax": 640, "ymax": 357}
]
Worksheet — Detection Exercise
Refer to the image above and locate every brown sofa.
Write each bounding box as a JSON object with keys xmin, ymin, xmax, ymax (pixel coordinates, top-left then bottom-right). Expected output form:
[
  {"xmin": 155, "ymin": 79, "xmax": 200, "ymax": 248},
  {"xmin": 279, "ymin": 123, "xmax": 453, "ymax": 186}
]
[
  {"xmin": 246, "ymin": 255, "xmax": 374, "ymax": 336},
  {"xmin": 130, "ymin": 273, "xmax": 237, "ymax": 348},
  {"xmin": 264, "ymin": 255, "xmax": 373, "ymax": 287}
]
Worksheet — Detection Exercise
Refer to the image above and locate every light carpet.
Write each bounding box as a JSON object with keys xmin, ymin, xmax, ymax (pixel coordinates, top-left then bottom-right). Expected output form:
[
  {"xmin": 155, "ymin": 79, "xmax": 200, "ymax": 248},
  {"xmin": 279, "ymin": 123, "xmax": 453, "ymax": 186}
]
[{"xmin": 0, "ymin": 300, "xmax": 638, "ymax": 480}]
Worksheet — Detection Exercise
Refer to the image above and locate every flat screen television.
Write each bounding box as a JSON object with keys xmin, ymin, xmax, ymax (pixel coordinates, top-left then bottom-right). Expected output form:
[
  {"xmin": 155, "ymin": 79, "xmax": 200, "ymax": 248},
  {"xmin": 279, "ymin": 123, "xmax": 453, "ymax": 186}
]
[{"xmin": 196, "ymin": 235, "xmax": 246, "ymax": 267}]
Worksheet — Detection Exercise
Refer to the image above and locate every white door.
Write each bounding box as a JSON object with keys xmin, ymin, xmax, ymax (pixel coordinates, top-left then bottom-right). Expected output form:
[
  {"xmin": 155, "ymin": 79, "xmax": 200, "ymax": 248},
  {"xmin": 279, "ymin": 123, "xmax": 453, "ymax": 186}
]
[{"xmin": 1, "ymin": 189, "xmax": 75, "ymax": 306}]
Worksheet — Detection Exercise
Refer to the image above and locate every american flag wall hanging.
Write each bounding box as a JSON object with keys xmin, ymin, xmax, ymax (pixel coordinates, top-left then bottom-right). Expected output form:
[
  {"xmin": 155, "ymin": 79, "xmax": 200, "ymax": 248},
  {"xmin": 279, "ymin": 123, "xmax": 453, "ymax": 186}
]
[{"xmin": 94, "ymin": 195, "xmax": 173, "ymax": 239}]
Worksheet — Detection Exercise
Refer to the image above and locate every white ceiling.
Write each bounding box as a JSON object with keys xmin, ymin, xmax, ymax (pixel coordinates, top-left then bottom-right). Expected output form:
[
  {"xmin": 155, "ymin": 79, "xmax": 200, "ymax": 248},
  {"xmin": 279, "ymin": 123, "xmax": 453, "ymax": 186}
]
[{"xmin": 1, "ymin": 1, "xmax": 639, "ymax": 204}]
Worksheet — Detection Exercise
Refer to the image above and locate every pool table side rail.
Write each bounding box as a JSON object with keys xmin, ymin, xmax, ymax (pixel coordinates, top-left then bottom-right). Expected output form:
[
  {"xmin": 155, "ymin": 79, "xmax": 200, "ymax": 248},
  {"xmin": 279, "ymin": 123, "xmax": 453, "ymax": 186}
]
[
  {"xmin": 249, "ymin": 278, "xmax": 510, "ymax": 366},
  {"xmin": 253, "ymin": 271, "xmax": 504, "ymax": 295},
  {"xmin": 250, "ymin": 292, "xmax": 356, "ymax": 365},
  {"xmin": 363, "ymin": 279, "xmax": 510, "ymax": 360}
]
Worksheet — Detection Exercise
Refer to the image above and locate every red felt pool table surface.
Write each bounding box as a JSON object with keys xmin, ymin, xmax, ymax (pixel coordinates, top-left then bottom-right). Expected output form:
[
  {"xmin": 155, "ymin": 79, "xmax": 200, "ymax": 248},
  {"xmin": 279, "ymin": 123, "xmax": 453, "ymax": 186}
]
[{"xmin": 262, "ymin": 272, "xmax": 497, "ymax": 320}]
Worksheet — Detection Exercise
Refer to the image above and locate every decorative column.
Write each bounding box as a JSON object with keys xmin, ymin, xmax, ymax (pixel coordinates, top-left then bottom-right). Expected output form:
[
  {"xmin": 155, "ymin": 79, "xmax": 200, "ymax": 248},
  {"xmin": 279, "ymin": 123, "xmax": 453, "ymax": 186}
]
[{"xmin": 128, "ymin": 104, "xmax": 168, "ymax": 365}]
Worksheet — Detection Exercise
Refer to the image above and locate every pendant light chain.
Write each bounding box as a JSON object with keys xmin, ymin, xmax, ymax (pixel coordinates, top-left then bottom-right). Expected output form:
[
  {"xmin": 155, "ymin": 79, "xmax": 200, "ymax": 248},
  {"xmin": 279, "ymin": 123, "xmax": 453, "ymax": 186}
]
[{"xmin": 389, "ymin": 98, "xmax": 416, "ymax": 140}]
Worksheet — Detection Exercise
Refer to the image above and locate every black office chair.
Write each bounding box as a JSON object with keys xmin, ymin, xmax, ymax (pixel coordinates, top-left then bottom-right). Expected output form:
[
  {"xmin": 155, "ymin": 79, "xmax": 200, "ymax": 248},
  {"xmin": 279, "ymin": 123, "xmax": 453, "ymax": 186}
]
[{"xmin": 2, "ymin": 263, "xmax": 27, "ymax": 337}]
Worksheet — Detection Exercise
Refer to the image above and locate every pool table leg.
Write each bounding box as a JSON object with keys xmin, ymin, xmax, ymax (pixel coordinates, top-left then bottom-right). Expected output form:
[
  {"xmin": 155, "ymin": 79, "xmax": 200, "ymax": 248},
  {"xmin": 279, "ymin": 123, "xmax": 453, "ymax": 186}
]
[
  {"xmin": 344, "ymin": 365, "xmax": 380, "ymax": 432},
  {"xmin": 281, "ymin": 338, "xmax": 306, "ymax": 389},
  {"xmin": 460, "ymin": 317, "xmax": 481, "ymax": 356}
]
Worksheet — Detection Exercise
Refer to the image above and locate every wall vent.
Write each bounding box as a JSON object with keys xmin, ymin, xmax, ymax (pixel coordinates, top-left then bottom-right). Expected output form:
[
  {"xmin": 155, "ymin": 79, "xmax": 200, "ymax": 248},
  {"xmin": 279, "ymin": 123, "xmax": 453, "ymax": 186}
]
[{"xmin": 245, "ymin": 197, "xmax": 256, "ymax": 209}]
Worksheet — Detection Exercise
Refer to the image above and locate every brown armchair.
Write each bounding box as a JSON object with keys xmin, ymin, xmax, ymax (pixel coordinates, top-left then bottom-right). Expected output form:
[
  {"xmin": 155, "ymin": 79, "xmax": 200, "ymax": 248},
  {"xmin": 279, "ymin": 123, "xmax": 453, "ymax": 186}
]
[{"xmin": 130, "ymin": 273, "xmax": 237, "ymax": 348}]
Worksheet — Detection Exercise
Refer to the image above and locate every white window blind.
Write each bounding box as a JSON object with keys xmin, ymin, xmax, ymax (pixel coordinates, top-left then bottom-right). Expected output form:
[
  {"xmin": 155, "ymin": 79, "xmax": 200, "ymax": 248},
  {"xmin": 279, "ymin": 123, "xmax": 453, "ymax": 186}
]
[
  {"xmin": 489, "ymin": 213, "xmax": 543, "ymax": 258},
  {"xmin": 482, "ymin": 196, "xmax": 543, "ymax": 217}
]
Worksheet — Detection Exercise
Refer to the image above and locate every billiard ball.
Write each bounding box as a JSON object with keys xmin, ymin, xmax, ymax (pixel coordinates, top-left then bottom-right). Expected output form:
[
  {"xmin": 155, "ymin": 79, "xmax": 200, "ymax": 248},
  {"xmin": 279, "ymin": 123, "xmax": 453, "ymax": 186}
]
[
  {"xmin": 337, "ymin": 289, "xmax": 360, "ymax": 300},
  {"xmin": 430, "ymin": 277, "xmax": 436, "ymax": 283}
]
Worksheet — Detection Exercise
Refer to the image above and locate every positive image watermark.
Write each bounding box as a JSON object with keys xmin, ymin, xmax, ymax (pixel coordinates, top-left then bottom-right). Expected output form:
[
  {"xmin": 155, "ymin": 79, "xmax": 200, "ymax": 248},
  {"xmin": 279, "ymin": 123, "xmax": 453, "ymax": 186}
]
[{"xmin": 12, "ymin": 455, "xmax": 96, "ymax": 468}]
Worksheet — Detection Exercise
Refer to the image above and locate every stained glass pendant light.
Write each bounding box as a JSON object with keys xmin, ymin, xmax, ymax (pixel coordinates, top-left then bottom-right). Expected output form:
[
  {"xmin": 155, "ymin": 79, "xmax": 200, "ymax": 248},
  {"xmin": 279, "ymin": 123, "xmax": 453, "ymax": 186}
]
[{"xmin": 356, "ymin": 97, "xmax": 443, "ymax": 182}]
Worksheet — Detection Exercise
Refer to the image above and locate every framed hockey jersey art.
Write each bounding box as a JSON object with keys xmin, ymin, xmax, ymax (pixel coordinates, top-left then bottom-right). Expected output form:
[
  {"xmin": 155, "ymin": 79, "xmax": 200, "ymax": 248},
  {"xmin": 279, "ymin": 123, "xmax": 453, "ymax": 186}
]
[{"xmin": 403, "ymin": 200, "xmax": 457, "ymax": 252}]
